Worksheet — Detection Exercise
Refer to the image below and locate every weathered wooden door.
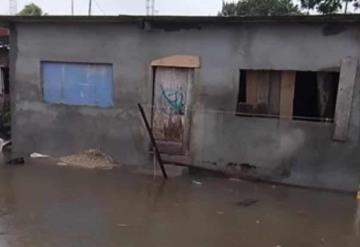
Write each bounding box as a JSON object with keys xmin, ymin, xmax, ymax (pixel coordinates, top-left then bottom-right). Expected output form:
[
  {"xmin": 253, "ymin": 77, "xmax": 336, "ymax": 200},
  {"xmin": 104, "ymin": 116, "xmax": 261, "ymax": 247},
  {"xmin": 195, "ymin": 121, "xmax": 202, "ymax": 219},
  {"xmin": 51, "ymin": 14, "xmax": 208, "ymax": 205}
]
[{"xmin": 152, "ymin": 67, "xmax": 192, "ymax": 154}]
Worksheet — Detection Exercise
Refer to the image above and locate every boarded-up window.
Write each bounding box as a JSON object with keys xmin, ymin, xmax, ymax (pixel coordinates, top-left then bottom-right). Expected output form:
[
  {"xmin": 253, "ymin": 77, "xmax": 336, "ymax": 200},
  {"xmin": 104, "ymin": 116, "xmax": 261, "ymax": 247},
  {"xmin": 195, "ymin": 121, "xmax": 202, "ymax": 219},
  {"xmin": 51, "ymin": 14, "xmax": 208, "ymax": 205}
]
[
  {"xmin": 237, "ymin": 69, "xmax": 339, "ymax": 122},
  {"xmin": 237, "ymin": 70, "xmax": 283, "ymax": 118},
  {"xmin": 42, "ymin": 62, "xmax": 113, "ymax": 107}
]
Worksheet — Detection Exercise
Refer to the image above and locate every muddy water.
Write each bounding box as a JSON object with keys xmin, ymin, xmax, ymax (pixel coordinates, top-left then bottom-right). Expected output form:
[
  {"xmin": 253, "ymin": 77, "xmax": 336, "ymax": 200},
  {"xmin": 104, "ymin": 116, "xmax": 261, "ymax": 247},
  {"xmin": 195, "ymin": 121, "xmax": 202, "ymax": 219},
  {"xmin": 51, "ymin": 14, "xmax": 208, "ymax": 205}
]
[{"xmin": 0, "ymin": 160, "xmax": 359, "ymax": 247}]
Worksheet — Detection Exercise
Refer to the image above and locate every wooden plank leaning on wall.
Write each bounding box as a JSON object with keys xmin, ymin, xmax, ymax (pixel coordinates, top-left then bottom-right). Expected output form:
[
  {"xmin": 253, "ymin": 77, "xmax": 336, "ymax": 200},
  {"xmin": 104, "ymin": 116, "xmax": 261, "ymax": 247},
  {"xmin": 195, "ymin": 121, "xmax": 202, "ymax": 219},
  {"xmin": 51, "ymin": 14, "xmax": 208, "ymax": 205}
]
[
  {"xmin": 246, "ymin": 70, "xmax": 259, "ymax": 107},
  {"xmin": 279, "ymin": 71, "xmax": 296, "ymax": 119},
  {"xmin": 245, "ymin": 70, "xmax": 295, "ymax": 117},
  {"xmin": 333, "ymin": 57, "xmax": 358, "ymax": 141}
]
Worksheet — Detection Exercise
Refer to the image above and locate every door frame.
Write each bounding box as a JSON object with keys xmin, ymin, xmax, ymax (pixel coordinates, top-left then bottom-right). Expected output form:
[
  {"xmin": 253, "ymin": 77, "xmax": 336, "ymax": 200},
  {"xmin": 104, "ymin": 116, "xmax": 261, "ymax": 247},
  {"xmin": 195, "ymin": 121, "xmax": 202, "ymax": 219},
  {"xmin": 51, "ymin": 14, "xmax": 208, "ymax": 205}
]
[{"xmin": 148, "ymin": 55, "xmax": 200, "ymax": 155}]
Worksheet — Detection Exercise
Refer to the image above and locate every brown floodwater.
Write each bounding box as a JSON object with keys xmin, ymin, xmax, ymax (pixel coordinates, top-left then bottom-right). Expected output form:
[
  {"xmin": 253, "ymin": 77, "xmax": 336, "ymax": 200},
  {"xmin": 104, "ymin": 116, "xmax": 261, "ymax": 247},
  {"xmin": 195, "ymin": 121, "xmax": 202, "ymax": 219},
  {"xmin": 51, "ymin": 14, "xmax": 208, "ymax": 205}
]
[{"xmin": 0, "ymin": 158, "xmax": 359, "ymax": 247}]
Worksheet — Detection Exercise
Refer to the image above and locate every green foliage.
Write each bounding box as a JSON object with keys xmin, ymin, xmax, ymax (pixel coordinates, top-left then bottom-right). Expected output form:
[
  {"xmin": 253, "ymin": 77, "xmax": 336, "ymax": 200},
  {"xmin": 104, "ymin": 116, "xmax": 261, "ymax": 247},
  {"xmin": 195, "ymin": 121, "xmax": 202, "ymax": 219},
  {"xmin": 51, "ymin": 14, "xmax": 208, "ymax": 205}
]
[
  {"xmin": 300, "ymin": 0, "xmax": 342, "ymax": 14},
  {"xmin": 300, "ymin": 0, "xmax": 321, "ymax": 11},
  {"xmin": 220, "ymin": 0, "xmax": 300, "ymax": 16},
  {"xmin": 221, "ymin": 0, "xmax": 359, "ymax": 15},
  {"xmin": 18, "ymin": 3, "xmax": 43, "ymax": 16},
  {"xmin": 351, "ymin": 0, "xmax": 360, "ymax": 11},
  {"xmin": 318, "ymin": 0, "xmax": 342, "ymax": 13}
]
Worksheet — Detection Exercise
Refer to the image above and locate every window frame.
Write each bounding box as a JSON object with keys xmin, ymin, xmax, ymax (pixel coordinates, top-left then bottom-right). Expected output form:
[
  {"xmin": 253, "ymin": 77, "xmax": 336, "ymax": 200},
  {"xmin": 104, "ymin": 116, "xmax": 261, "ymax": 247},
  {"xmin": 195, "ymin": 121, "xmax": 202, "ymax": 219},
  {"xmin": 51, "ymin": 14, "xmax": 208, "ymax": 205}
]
[
  {"xmin": 236, "ymin": 69, "xmax": 340, "ymax": 123},
  {"xmin": 41, "ymin": 61, "xmax": 114, "ymax": 108}
]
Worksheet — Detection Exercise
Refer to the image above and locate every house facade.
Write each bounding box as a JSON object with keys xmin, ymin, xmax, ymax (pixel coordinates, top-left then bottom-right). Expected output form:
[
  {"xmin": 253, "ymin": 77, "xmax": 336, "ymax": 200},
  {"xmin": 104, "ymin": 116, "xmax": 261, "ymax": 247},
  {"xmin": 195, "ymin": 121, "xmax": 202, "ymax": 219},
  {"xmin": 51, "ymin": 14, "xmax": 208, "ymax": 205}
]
[{"xmin": 2, "ymin": 15, "xmax": 360, "ymax": 191}]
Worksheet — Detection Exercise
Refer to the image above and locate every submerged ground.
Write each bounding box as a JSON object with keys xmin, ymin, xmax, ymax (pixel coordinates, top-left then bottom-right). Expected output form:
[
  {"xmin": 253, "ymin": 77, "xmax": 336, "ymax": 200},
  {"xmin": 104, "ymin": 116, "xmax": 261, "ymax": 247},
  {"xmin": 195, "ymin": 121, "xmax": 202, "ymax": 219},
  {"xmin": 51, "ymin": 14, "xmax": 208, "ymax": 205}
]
[{"xmin": 0, "ymin": 159, "xmax": 359, "ymax": 247}]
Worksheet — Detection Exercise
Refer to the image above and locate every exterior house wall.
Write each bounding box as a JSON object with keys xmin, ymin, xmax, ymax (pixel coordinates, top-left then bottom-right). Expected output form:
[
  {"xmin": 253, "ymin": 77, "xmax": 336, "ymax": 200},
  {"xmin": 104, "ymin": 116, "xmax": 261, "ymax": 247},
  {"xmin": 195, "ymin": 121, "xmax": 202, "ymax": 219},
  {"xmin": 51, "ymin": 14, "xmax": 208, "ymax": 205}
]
[{"xmin": 11, "ymin": 20, "xmax": 360, "ymax": 191}]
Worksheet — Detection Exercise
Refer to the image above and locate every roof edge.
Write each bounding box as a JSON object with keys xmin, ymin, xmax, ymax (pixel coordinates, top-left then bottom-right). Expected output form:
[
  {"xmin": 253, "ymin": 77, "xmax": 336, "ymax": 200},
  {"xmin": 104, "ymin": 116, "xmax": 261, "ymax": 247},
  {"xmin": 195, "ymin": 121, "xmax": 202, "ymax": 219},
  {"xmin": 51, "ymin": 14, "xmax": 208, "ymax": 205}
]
[{"xmin": 1, "ymin": 14, "xmax": 360, "ymax": 26}]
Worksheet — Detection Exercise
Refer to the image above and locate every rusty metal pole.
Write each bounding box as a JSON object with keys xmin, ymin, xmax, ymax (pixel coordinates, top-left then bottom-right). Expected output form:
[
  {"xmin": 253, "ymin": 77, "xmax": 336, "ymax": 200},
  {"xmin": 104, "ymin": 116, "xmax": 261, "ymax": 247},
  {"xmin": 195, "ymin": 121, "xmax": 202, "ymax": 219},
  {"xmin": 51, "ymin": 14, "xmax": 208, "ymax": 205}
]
[{"xmin": 137, "ymin": 103, "xmax": 168, "ymax": 179}]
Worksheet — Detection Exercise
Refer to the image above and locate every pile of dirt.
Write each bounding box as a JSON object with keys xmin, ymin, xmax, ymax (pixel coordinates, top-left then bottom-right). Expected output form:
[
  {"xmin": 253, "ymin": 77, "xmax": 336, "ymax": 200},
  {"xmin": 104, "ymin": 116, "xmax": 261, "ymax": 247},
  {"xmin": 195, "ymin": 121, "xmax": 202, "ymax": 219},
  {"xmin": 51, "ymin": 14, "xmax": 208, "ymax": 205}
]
[{"xmin": 59, "ymin": 149, "xmax": 115, "ymax": 169}]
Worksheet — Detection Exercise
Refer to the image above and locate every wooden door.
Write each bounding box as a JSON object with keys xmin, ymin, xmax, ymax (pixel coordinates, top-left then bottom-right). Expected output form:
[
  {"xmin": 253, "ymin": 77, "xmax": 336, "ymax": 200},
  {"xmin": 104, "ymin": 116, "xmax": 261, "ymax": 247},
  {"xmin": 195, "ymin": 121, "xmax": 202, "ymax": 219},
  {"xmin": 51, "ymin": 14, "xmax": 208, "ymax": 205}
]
[{"xmin": 152, "ymin": 67, "xmax": 192, "ymax": 154}]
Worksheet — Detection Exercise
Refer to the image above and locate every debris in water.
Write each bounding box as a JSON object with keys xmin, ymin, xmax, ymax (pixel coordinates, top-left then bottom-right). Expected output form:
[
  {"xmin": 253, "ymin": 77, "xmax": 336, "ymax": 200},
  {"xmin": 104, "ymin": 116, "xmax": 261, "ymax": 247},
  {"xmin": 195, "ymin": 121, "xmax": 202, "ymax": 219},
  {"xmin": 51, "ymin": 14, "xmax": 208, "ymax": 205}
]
[
  {"xmin": 271, "ymin": 185, "xmax": 277, "ymax": 189},
  {"xmin": 59, "ymin": 149, "xmax": 115, "ymax": 169},
  {"xmin": 229, "ymin": 178, "xmax": 242, "ymax": 182},
  {"xmin": 7, "ymin": 157, "xmax": 25, "ymax": 165},
  {"xmin": 117, "ymin": 223, "xmax": 128, "ymax": 227},
  {"xmin": 354, "ymin": 201, "xmax": 360, "ymax": 236},
  {"xmin": 296, "ymin": 210, "xmax": 306, "ymax": 215},
  {"xmin": 236, "ymin": 199, "xmax": 258, "ymax": 207},
  {"xmin": 192, "ymin": 180, "xmax": 202, "ymax": 185},
  {"xmin": 30, "ymin": 153, "xmax": 50, "ymax": 158},
  {"xmin": 256, "ymin": 220, "xmax": 261, "ymax": 224},
  {"xmin": 57, "ymin": 162, "xmax": 68, "ymax": 166},
  {"xmin": 217, "ymin": 211, "xmax": 224, "ymax": 215},
  {"xmin": 100, "ymin": 166, "xmax": 113, "ymax": 170}
]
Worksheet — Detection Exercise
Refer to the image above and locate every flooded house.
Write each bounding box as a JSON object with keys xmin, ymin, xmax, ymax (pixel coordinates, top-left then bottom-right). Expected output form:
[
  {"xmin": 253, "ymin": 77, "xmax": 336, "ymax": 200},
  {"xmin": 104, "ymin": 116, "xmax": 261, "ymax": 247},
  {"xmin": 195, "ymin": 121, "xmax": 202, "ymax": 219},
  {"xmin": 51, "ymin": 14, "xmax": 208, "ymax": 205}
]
[{"xmin": 1, "ymin": 15, "xmax": 360, "ymax": 191}]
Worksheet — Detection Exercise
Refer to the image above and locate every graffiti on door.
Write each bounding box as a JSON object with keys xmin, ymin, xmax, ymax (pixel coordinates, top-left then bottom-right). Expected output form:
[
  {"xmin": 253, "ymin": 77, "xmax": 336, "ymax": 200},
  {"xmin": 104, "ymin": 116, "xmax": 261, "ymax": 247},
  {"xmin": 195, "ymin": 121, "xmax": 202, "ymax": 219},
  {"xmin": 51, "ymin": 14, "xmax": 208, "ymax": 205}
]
[{"xmin": 160, "ymin": 85, "xmax": 185, "ymax": 114}]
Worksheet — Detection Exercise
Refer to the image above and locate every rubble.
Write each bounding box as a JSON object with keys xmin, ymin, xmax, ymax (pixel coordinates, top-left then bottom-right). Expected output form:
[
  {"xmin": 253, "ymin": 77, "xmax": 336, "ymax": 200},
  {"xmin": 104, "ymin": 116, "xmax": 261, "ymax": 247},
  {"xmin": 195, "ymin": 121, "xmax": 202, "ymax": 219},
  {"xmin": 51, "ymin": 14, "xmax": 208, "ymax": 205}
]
[{"xmin": 59, "ymin": 149, "xmax": 115, "ymax": 169}]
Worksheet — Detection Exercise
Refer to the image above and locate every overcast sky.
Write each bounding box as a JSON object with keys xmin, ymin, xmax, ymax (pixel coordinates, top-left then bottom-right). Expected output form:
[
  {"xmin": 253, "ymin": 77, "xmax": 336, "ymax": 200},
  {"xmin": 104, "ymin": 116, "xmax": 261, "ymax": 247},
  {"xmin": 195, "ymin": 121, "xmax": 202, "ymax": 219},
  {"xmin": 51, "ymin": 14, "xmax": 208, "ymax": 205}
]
[{"xmin": 0, "ymin": 0, "xmax": 225, "ymax": 16}]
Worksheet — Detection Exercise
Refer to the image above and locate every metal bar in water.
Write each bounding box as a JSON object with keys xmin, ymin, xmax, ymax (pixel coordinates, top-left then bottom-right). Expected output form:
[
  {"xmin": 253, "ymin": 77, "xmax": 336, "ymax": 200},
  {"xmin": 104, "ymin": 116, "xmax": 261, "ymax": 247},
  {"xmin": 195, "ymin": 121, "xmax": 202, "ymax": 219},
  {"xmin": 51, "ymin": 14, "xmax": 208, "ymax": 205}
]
[{"xmin": 137, "ymin": 103, "xmax": 168, "ymax": 179}]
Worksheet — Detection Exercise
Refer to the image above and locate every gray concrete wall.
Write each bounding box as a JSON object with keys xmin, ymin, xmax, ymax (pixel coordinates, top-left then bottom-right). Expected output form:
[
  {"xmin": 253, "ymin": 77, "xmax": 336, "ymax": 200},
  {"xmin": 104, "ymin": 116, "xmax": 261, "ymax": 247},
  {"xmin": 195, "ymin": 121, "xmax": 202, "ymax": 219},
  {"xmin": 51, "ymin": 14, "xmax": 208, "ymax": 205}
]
[{"xmin": 11, "ymin": 21, "xmax": 360, "ymax": 191}]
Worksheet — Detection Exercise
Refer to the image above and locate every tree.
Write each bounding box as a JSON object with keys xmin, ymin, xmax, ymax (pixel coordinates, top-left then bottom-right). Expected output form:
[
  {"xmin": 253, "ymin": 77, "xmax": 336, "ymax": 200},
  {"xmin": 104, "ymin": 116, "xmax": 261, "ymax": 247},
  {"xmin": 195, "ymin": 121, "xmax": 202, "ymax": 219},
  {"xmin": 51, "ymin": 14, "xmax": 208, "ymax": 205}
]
[
  {"xmin": 18, "ymin": 3, "xmax": 43, "ymax": 16},
  {"xmin": 354, "ymin": 0, "xmax": 360, "ymax": 10},
  {"xmin": 300, "ymin": 0, "xmax": 342, "ymax": 14},
  {"xmin": 300, "ymin": 0, "xmax": 321, "ymax": 14},
  {"xmin": 317, "ymin": 0, "xmax": 342, "ymax": 13},
  {"xmin": 348, "ymin": 0, "xmax": 360, "ymax": 13},
  {"xmin": 219, "ymin": 0, "xmax": 300, "ymax": 16}
]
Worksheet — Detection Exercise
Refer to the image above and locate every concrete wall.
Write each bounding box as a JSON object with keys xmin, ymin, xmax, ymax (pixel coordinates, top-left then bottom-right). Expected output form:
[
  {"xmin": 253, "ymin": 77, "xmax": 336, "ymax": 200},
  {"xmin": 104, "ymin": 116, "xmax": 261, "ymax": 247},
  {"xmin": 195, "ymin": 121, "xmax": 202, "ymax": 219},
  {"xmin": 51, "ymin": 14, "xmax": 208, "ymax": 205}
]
[{"xmin": 11, "ymin": 21, "xmax": 360, "ymax": 191}]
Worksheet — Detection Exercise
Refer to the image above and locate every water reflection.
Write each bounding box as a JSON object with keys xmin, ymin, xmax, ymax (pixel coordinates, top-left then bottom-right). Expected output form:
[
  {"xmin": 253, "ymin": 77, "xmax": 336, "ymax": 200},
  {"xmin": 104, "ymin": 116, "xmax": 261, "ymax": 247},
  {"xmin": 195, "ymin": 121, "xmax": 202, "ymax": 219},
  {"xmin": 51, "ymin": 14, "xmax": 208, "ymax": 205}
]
[
  {"xmin": 0, "ymin": 152, "xmax": 15, "ymax": 247},
  {"xmin": 0, "ymin": 159, "xmax": 359, "ymax": 247},
  {"xmin": 355, "ymin": 200, "xmax": 360, "ymax": 236}
]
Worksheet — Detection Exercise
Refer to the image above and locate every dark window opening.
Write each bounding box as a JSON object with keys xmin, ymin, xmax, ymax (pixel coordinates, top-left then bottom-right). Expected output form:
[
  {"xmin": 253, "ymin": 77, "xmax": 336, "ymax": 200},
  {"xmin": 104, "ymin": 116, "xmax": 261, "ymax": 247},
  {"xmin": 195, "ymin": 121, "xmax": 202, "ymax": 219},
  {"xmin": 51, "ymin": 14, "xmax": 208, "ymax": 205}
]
[
  {"xmin": 0, "ymin": 67, "xmax": 10, "ymax": 139},
  {"xmin": 293, "ymin": 71, "xmax": 339, "ymax": 122},
  {"xmin": 293, "ymin": 72, "xmax": 319, "ymax": 119},
  {"xmin": 237, "ymin": 70, "xmax": 246, "ymax": 103},
  {"xmin": 2, "ymin": 67, "xmax": 9, "ymax": 94}
]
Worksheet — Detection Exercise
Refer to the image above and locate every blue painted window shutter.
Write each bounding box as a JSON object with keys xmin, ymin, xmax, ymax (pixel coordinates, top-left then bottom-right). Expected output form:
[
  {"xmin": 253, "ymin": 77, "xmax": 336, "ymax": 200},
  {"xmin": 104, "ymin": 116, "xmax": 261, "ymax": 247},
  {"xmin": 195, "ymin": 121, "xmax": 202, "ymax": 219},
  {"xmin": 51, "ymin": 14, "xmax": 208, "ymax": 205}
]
[{"xmin": 42, "ymin": 62, "xmax": 113, "ymax": 107}]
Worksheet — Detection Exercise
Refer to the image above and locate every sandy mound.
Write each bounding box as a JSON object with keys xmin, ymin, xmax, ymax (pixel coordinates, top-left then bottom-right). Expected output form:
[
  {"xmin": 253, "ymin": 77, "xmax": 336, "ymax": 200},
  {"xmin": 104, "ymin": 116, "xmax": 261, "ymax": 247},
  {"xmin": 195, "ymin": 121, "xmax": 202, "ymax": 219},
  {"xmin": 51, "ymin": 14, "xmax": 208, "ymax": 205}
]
[{"xmin": 59, "ymin": 149, "xmax": 115, "ymax": 169}]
